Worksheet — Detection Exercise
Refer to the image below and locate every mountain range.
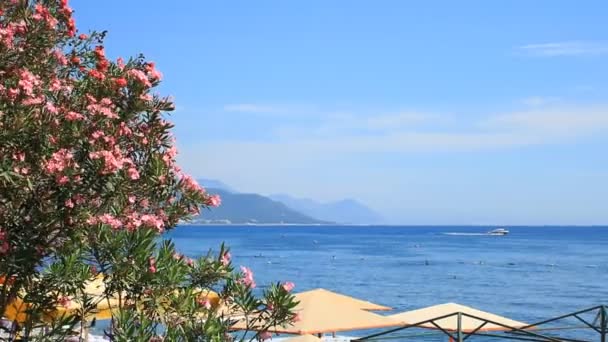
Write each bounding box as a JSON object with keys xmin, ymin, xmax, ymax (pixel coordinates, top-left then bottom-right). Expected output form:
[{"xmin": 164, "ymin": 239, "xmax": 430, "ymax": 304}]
[
  {"xmin": 192, "ymin": 179, "xmax": 383, "ymax": 224},
  {"xmin": 268, "ymin": 194, "xmax": 384, "ymax": 224}
]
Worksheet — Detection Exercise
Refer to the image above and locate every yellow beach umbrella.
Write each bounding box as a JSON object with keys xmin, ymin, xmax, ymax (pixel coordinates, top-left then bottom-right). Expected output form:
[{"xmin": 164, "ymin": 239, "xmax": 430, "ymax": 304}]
[
  {"xmin": 232, "ymin": 288, "xmax": 400, "ymax": 335},
  {"xmin": 2, "ymin": 275, "xmax": 120, "ymax": 323},
  {"xmin": 294, "ymin": 289, "xmax": 392, "ymax": 311}
]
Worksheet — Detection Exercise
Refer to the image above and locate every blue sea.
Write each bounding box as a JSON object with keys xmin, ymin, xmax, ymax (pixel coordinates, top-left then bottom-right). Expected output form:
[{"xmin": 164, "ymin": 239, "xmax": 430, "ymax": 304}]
[{"xmin": 96, "ymin": 225, "xmax": 608, "ymax": 340}]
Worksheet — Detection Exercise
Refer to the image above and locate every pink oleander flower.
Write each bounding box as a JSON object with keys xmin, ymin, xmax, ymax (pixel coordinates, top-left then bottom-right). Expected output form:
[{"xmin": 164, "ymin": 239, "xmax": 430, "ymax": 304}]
[
  {"xmin": 57, "ymin": 296, "xmax": 71, "ymax": 307},
  {"xmin": 140, "ymin": 214, "xmax": 164, "ymax": 232},
  {"xmin": 282, "ymin": 281, "xmax": 295, "ymax": 292},
  {"xmin": 53, "ymin": 50, "xmax": 68, "ymax": 65},
  {"xmin": 208, "ymin": 194, "xmax": 221, "ymax": 207},
  {"xmin": 18, "ymin": 69, "xmax": 41, "ymax": 96},
  {"xmin": 148, "ymin": 257, "xmax": 157, "ymax": 273},
  {"xmin": 12, "ymin": 152, "xmax": 25, "ymax": 162},
  {"xmin": 97, "ymin": 213, "xmax": 122, "ymax": 229},
  {"xmin": 45, "ymin": 102, "xmax": 58, "ymax": 114},
  {"xmin": 44, "ymin": 148, "xmax": 75, "ymax": 174},
  {"xmin": 127, "ymin": 167, "xmax": 140, "ymax": 180},
  {"xmin": 65, "ymin": 111, "xmax": 84, "ymax": 121},
  {"xmin": 240, "ymin": 266, "xmax": 256, "ymax": 288},
  {"xmin": 89, "ymin": 149, "xmax": 130, "ymax": 174},
  {"xmin": 197, "ymin": 298, "xmax": 212, "ymax": 309},
  {"xmin": 56, "ymin": 175, "xmax": 69, "ymax": 185},
  {"xmin": 64, "ymin": 198, "xmax": 74, "ymax": 208},
  {"xmin": 86, "ymin": 96, "xmax": 118, "ymax": 119},
  {"xmin": 180, "ymin": 174, "xmax": 204, "ymax": 194},
  {"xmin": 116, "ymin": 57, "xmax": 125, "ymax": 70},
  {"xmin": 145, "ymin": 62, "xmax": 163, "ymax": 81},
  {"xmin": 127, "ymin": 69, "xmax": 151, "ymax": 87},
  {"xmin": 292, "ymin": 312, "xmax": 301, "ymax": 322},
  {"xmin": 220, "ymin": 251, "xmax": 231, "ymax": 266}
]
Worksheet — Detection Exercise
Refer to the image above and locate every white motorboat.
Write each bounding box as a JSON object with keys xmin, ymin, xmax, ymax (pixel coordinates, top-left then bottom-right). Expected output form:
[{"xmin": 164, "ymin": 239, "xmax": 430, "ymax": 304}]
[{"xmin": 487, "ymin": 228, "xmax": 509, "ymax": 235}]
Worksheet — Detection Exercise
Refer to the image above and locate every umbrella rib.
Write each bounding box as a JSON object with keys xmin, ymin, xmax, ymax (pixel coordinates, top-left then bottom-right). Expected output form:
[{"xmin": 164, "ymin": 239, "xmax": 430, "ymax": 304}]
[
  {"xmin": 430, "ymin": 321, "xmax": 457, "ymax": 340},
  {"xmin": 463, "ymin": 321, "xmax": 488, "ymax": 341}
]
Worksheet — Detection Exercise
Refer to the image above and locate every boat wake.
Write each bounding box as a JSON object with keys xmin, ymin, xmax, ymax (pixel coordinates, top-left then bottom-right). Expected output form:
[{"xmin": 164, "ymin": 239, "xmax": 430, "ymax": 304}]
[{"xmin": 443, "ymin": 232, "xmax": 489, "ymax": 236}]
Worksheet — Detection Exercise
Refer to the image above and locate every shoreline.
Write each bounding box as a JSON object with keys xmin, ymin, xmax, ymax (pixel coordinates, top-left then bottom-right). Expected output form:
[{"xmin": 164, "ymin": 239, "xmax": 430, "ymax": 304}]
[{"xmin": 178, "ymin": 223, "xmax": 608, "ymax": 228}]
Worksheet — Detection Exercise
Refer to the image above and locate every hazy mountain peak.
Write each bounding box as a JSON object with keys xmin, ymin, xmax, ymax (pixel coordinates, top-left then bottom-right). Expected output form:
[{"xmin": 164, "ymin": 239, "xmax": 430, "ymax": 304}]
[
  {"xmin": 197, "ymin": 178, "xmax": 237, "ymax": 193},
  {"xmin": 269, "ymin": 194, "xmax": 384, "ymax": 224}
]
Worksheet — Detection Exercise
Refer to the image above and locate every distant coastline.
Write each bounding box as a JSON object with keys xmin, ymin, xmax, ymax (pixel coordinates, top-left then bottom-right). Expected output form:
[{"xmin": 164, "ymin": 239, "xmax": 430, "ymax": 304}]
[{"xmin": 178, "ymin": 222, "xmax": 608, "ymax": 228}]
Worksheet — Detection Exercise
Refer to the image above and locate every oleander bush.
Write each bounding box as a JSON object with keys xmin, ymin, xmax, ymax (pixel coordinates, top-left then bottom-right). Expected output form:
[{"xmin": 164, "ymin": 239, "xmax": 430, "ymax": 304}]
[{"xmin": 0, "ymin": 1, "xmax": 297, "ymax": 340}]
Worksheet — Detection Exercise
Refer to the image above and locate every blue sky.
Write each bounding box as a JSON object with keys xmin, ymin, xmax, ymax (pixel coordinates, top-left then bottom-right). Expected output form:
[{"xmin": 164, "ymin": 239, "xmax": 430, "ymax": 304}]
[{"xmin": 72, "ymin": 1, "xmax": 608, "ymax": 224}]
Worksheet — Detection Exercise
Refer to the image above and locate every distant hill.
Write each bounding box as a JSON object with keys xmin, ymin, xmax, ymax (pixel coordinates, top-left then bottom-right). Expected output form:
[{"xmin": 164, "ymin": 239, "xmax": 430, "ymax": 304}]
[
  {"xmin": 197, "ymin": 178, "xmax": 238, "ymax": 193},
  {"xmin": 194, "ymin": 188, "xmax": 329, "ymax": 224},
  {"xmin": 269, "ymin": 194, "xmax": 384, "ymax": 224}
]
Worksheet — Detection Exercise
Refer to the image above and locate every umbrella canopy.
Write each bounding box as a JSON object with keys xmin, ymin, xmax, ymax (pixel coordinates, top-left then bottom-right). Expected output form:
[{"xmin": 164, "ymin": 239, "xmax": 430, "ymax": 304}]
[
  {"xmin": 2, "ymin": 275, "xmax": 122, "ymax": 323},
  {"xmin": 283, "ymin": 335, "xmax": 322, "ymax": 342},
  {"xmin": 52, "ymin": 276, "xmax": 119, "ymax": 320},
  {"xmin": 233, "ymin": 288, "xmax": 400, "ymax": 335},
  {"xmin": 389, "ymin": 303, "xmax": 528, "ymax": 332},
  {"xmin": 295, "ymin": 289, "xmax": 391, "ymax": 311}
]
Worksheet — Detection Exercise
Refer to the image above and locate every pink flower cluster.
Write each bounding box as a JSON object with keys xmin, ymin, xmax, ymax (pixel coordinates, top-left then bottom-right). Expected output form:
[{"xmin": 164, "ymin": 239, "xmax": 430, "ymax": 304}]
[
  {"xmin": 180, "ymin": 174, "xmax": 205, "ymax": 194},
  {"xmin": 44, "ymin": 148, "xmax": 76, "ymax": 174},
  {"xmin": 162, "ymin": 145, "xmax": 178, "ymax": 167},
  {"xmin": 127, "ymin": 69, "xmax": 152, "ymax": 88},
  {"xmin": 240, "ymin": 266, "xmax": 256, "ymax": 288},
  {"xmin": 282, "ymin": 281, "xmax": 295, "ymax": 292},
  {"xmin": 220, "ymin": 251, "xmax": 231, "ymax": 266},
  {"xmin": 148, "ymin": 257, "xmax": 157, "ymax": 273},
  {"xmin": 87, "ymin": 211, "xmax": 166, "ymax": 233},
  {"xmin": 89, "ymin": 148, "xmax": 132, "ymax": 175},
  {"xmin": 32, "ymin": 3, "xmax": 59, "ymax": 29},
  {"xmin": 140, "ymin": 214, "xmax": 165, "ymax": 232},
  {"xmin": 53, "ymin": 50, "xmax": 68, "ymax": 66},
  {"xmin": 18, "ymin": 69, "xmax": 42, "ymax": 97},
  {"xmin": 86, "ymin": 96, "xmax": 118, "ymax": 119},
  {"xmin": 0, "ymin": 30, "xmax": 13, "ymax": 48},
  {"xmin": 207, "ymin": 194, "xmax": 221, "ymax": 207},
  {"xmin": 87, "ymin": 213, "xmax": 122, "ymax": 230},
  {"xmin": 144, "ymin": 62, "xmax": 162, "ymax": 81}
]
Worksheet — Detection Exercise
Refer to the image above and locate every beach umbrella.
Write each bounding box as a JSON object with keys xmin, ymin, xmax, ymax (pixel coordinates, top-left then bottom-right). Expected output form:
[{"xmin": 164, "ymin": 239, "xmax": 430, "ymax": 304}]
[
  {"xmin": 387, "ymin": 302, "xmax": 528, "ymax": 333},
  {"xmin": 359, "ymin": 302, "xmax": 534, "ymax": 342},
  {"xmin": 51, "ymin": 276, "xmax": 120, "ymax": 321},
  {"xmin": 2, "ymin": 275, "xmax": 120, "ymax": 323},
  {"xmin": 232, "ymin": 288, "xmax": 400, "ymax": 335},
  {"xmin": 295, "ymin": 288, "xmax": 391, "ymax": 311}
]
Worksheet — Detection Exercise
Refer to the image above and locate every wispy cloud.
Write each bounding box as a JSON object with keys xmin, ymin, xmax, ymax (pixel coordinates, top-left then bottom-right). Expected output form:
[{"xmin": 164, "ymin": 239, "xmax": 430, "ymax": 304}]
[
  {"xmin": 518, "ymin": 41, "xmax": 608, "ymax": 57},
  {"xmin": 520, "ymin": 96, "xmax": 559, "ymax": 107},
  {"xmin": 185, "ymin": 105, "xmax": 608, "ymax": 164},
  {"xmin": 483, "ymin": 106, "xmax": 608, "ymax": 136}
]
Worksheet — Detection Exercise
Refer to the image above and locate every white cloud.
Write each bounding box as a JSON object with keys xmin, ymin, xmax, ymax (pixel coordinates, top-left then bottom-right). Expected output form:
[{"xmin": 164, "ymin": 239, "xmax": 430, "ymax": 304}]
[
  {"xmin": 520, "ymin": 96, "xmax": 559, "ymax": 107},
  {"xmin": 483, "ymin": 106, "xmax": 608, "ymax": 136},
  {"xmin": 518, "ymin": 41, "xmax": 608, "ymax": 57},
  {"xmin": 207, "ymin": 104, "xmax": 608, "ymax": 156}
]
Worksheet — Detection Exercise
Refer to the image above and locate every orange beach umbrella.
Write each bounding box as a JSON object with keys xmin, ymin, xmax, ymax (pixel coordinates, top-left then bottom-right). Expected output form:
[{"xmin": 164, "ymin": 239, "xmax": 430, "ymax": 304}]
[{"xmin": 233, "ymin": 288, "xmax": 400, "ymax": 335}]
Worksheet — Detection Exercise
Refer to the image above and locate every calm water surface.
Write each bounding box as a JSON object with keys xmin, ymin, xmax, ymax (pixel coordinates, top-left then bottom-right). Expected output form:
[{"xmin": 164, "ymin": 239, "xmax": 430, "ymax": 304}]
[{"xmin": 98, "ymin": 226, "xmax": 608, "ymax": 340}]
